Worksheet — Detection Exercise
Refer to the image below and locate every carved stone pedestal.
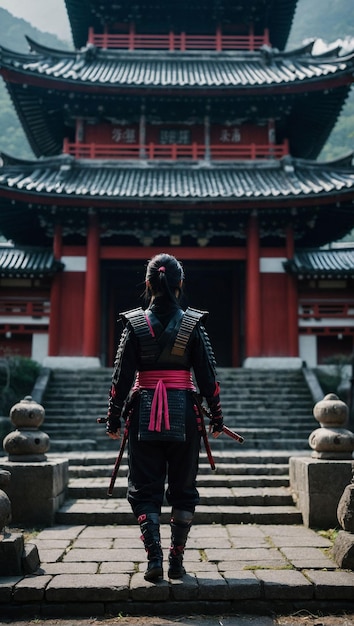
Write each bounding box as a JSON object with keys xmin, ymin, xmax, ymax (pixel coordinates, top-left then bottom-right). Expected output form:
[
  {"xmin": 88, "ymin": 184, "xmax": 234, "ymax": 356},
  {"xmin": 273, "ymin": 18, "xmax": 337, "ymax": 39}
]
[
  {"xmin": 289, "ymin": 457, "xmax": 353, "ymax": 528},
  {"xmin": 0, "ymin": 459, "xmax": 69, "ymax": 526}
]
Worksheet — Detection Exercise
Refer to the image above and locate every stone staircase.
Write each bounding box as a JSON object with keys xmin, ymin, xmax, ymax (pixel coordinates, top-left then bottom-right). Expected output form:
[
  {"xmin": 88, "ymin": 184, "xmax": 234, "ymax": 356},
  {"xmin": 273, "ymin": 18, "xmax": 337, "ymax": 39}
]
[
  {"xmin": 42, "ymin": 367, "xmax": 316, "ymax": 451},
  {"xmin": 38, "ymin": 367, "xmax": 318, "ymax": 526}
]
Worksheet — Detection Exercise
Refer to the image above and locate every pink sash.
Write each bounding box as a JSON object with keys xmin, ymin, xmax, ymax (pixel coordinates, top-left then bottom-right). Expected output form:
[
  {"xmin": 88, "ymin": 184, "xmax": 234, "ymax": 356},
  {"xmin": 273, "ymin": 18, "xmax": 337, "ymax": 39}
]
[{"xmin": 134, "ymin": 370, "xmax": 196, "ymax": 432}]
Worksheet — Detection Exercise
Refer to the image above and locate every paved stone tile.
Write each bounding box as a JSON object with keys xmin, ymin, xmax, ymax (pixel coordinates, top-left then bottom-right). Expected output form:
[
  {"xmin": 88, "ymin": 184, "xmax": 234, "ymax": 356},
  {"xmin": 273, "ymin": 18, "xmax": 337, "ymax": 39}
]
[
  {"xmin": 31, "ymin": 539, "xmax": 72, "ymax": 550},
  {"xmin": 13, "ymin": 575, "xmax": 52, "ymax": 601},
  {"xmin": 255, "ymin": 570, "xmax": 313, "ymax": 600},
  {"xmin": 129, "ymin": 573, "xmax": 170, "ymax": 601},
  {"xmin": 188, "ymin": 536, "xmax": 232, "ymax": 549},
  {"xmin": 181, "ymin": 549, "xmax": 203, "ymax": 562},
  {"xmin": 269, "ymin": 534, "xmax": 332, "ymax": 548},
  {"xmin": 74, "ymin": 538, "xmax": 114, "ymax": 549},
  {"xmin": 229, "ymin": 537, "xmax": 269, "ymax": 548},
  {"xmin": 258, "ymin": 524, "xmax": 319, "ymax": 537},
  {"xmin": 189, "ymin": 524, "xmax": 228, "ymax": 537},
  {"xmin": 305, "ymin": 569, "xmax": 354, "ymax": 600},
  {"xmin": 78, "ymin": 525, "xmax": 136, "ymax": 538},
  {"xmin": 35, "ymin": 526, "xmax": 85, "ymax": 540},
  {"xmin": 36, "ymin": 549, "xmax": 67, "ymax": 563},
  {"xmin": 100, "ymin": 562, "xmax": 136, "ymax": 574},
  {"xmin": 222, "ymin": 570, "xmax": 261, "ymax": 599},
  {"xmin": 218, "ymin": 559, "xmax": 288, "ymax": 571},
  {"xmin": 281, "ymin": 547, "xmax": 336, "ymax": 569},
  {"xmin": 63, "ymin": 548, "xmax": 143, "ymax": 562},
  {"xmin": 40, "ymin": 563, "xmax": 98, "ymax": 575},
  {"xmin": 226, "ymin": 524, "xmax": 267, "ymax": 538},
  {"xmin": 206, "ymin": 547, "xmax": 286, "ymax": 562},
  {"xmin": 45, "ymin": 573, "xmax": 130, "ymax": 602},
  {"xmin": 113, "ymin": 538, "xmax": 142, "ymax": 549},
  {"xmin": 195, "ymin": 570, "xmax": 229, "ymax": 600},
  {"xmin": 290, "ymin": 559, "xmax": 337, "ymax": 569},
  {"xmin": 186, "ymin": 562, "xmax": 218, "ymax": 572}
]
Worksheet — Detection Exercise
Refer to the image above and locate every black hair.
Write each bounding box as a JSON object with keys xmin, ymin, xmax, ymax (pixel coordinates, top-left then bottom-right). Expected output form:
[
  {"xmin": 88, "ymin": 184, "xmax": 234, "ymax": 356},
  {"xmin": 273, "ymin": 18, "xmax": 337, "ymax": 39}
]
[{"xmin": 145, "ymin": 253, "xmax": 185, "ymax": 303}]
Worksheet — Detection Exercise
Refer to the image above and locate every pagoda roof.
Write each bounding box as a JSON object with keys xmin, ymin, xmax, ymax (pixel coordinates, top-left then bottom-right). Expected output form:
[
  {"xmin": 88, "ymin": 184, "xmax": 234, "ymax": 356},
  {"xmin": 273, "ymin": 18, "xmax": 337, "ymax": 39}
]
[
  {"xmin": 1, "ymin": 152, "xmax": 354, "ymax": 247},
  {"xmin": 284, "ymin": 247, "xmax": 354, "ymax": 278},
  {"xmin": 1, "ymin": 39, "xmax": 352, "ymax": 159},
  {"xmin": 64, "ymin": 0, "xmax": 298, "ymax": 52},
  {"xmin": 2, "ymin": 38, "xmax": 353, "ymax": 92},
  {"xmin": 0, "ymin": 245, "xmax": 63, "ymax": 277}
]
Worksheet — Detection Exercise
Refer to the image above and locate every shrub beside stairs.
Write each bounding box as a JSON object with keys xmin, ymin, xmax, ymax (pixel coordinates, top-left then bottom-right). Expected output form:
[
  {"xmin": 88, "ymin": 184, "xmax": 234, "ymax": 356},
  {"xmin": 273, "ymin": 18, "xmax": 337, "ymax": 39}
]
[{"xmin": 40, "ymin": 367, "xmax": 318, "ymax": 525}]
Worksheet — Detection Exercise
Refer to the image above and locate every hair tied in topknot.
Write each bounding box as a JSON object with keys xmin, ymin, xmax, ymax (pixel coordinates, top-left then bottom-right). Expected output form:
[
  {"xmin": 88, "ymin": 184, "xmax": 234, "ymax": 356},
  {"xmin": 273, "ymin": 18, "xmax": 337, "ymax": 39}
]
[{"xmin": 158, "ymin": 266, "xmax": 166, "ymax": 273}]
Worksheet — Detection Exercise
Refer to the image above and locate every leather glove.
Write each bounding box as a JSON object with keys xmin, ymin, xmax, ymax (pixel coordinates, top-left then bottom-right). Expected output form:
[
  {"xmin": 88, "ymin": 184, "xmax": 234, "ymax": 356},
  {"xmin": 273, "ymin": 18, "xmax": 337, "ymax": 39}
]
[
  {"xmin": 106, "ymin": 412, "xmax": 121, "ymax": 435},
  {"xmin": 210, "ymin": 415, "xmax": 224, "ymax": 434}
]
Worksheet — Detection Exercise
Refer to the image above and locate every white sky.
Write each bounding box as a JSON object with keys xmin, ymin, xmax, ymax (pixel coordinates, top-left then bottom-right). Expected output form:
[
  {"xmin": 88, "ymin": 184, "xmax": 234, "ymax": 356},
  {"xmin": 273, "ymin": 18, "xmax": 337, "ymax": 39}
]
[{"xmin": 0, "ymin": 0, "xmax": 71, "ymax": 41}]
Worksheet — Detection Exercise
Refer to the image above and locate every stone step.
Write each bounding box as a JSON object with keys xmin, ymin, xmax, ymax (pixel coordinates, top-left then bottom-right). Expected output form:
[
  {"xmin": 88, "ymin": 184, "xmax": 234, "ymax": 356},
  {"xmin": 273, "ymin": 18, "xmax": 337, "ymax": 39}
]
[
  {"xmin": 67, "ymin": 478, "xmax": 293, "ymax": 503},
  {"xmin": 55, "ymin": 500, "xmax": 302, "ymax": 525},
  {"xmin": 44, "ymin": 424, "xmax": 312, "ymax": 436},
  {"xmin": 51, "ymin": 446, "xmax": 305, "ymax": 526},
  {"xmin": 68, "ymin": 462, "xmax": 290, "ymax": 478},
  {"xmin": 54, "ymin": 450, "xmax": 299, "ymax": 466},
  {"xmin": 48, "ymin": 437, "xmax": 310, "ymax": 452},
  {"xmin": 67, "ymin": 474, "xmax": 289, "ymax": 497}
]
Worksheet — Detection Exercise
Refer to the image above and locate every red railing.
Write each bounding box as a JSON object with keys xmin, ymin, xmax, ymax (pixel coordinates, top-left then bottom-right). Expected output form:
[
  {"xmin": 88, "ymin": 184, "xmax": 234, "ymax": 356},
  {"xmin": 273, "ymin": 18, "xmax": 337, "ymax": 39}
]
[
  {"xmin": 88, "ymin": 28, "xmax": 269, "ymax": 51},
  {"xmin": 0, "ymin": 299, "xmax": 50, "ymax": 318},
  {"xmin": 63, "ymin": 139, "xmax": 289, "ymax": 160},
  {"xmin": 299, "ymin": 302, "xmax": 354, "ymax": 319}
]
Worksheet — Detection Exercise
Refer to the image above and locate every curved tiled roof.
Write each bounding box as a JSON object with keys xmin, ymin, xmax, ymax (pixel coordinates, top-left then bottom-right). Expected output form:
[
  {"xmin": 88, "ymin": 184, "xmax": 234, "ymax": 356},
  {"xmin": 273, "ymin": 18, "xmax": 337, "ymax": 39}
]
[
  {"xmin": 0, "ymin": 246, "xmax": 63, "ymax": 277},
  {"xmin": 1, "ymin": 39, "xmax": 353, "ymax": 91},
  {"xmin": 1, "ymin": 152, "xmax": 354, "ymax": 202},
  {"xmin": 284, "ymin": 248, "xmax": 354, "ymax": 277},
  {"xmin": 64, "ymin": 0, "xmax": 298, "ymax": 52},
  {"xmin": 1, "ymin": 153, "xmax": 353, "ymax": 204},
  {"xmin": 1, "ymin": 152, "xmax": 354, "ymax": 247}
]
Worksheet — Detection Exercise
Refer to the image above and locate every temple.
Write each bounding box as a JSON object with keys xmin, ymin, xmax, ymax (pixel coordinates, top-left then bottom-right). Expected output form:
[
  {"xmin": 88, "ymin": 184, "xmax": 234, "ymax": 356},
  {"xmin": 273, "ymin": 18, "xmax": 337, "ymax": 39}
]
[{"xmin": 0, "ymin": 0, "xmax": 354, "ymax": 368}]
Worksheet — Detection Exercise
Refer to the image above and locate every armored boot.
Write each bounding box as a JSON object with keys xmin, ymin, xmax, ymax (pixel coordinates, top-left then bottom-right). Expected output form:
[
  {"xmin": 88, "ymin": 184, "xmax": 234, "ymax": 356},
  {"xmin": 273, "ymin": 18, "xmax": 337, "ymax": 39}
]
[
  {"xmin": 138, "ymin": 513, "xmax": 163, "ymax": 581},
  {"xmin": 168, "ymin": 509, "xmax": 193, "ymax": 579}
]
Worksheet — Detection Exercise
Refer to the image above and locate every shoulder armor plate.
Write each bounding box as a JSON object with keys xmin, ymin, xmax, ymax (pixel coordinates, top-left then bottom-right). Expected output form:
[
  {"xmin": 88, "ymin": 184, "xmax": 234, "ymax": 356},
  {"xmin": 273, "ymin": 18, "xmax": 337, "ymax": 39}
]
[
  {"xmin": 171, "ymin": 307, "xmax": 208, "ymax": 357},
  {"xmin": 120, "ymin": 307, "xmax": 158, "ymax": 364}
]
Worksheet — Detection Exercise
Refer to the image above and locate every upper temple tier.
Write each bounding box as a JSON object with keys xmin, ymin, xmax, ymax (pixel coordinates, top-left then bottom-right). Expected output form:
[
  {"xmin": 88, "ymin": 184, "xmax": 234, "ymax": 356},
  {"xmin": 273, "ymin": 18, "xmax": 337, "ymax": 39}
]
[
  {"xmin": 64, "ymin": 0, "xmax": 299, "ymax": 51},
  {"xmin": 1, "ymin": 39, "xmax": 353, "ymax": 160}
]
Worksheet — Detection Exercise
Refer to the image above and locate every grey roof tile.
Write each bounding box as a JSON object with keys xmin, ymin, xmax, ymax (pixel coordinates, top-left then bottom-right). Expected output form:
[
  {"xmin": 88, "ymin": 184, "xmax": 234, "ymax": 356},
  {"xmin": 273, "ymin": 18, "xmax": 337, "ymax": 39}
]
[
  {"xmin": 284, "ymin": 248, "xmax": 354, "ymax": 276},
  {"xmin": 1, "ymin": 40, "xmax": 353, "ymax": 90},
  {"xmin": 1, "ymin": 154, "xmax": 354, "ymax": 202},
  {"xmin": 0, "ymin": 246, "xmax": 63, "ymax": 277}
]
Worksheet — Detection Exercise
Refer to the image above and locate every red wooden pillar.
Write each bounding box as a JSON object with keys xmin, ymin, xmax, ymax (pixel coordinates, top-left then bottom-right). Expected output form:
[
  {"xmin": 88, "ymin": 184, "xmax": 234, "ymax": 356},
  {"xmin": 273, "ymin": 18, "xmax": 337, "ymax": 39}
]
[
  {"xmin": 286, "ymin": 224, "xmax": 299, "ymax": 356},
  {"xmin": 83, "ymin": 212, "xmax": 100, "ymax": 356},
  {"xmin": 49, "ymin": 223, "xmax": 62, "ymax": 356},
  {"xmin": 246, "ymin": 212, "xmax": 261, "ymax": 357}
]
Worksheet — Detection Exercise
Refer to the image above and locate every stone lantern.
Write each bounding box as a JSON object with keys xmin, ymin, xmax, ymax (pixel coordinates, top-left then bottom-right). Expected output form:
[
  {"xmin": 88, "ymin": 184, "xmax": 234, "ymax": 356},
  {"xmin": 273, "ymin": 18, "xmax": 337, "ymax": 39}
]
[
  {"xmin": 290, "ymin": 392, "xmax": 354, "ymax": 528},
  {"xmin": 0, "ymin": 395, "xmax": 68, "ymax": 526},
  {"xmin": 3, "ymin": 395, "xmax": 50, "ymax": 461},
  {"xmin": 308, "ymin": 393, "xmax": 354, "ymax": 459}
]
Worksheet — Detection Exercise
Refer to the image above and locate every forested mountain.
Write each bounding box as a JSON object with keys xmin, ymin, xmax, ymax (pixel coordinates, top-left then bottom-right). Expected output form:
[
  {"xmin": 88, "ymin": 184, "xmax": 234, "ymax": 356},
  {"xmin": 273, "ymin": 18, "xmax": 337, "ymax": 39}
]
[
  {"xmin": 0, "ymin": 1, "xmax": 353, "ymax": 162},
  {"xmin": 0, "ymin": 8, "xmax": 68, "ymax": 160}
]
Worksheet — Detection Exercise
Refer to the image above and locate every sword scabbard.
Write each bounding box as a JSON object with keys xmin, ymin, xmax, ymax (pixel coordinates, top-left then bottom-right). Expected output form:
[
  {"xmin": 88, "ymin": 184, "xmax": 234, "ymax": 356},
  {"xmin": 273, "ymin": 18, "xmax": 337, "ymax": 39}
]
[{"xmin": 107, "ymin": 418, "xmax": 129, "ymax": 496}]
